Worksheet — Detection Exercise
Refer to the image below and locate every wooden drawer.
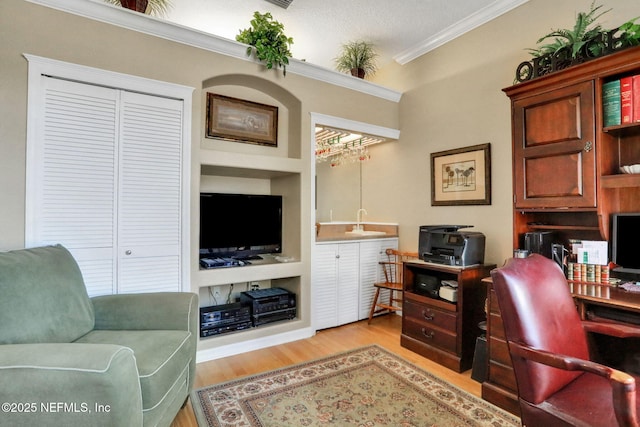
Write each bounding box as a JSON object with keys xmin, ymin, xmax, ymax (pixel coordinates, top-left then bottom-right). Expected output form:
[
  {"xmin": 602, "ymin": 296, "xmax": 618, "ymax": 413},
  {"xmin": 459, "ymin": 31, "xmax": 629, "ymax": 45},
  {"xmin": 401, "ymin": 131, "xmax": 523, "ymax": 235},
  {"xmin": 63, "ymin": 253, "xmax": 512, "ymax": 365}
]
[
  {"xmin": 489, "ymin": 312, "xmax": 505, "ymax": 340},
  {"xmin": 490, "ymin": 289, "xmax": 500, "ymax": 314},
  {"xmin": 403, "ymin": 317, "xmax": 457, "ymax": 353},
  {"xmin": 488, "ymin": 298, "xmax": 512, "ymax": 367},
  {"xmin": 404, "ymin": 298, "xmax": 457, "ymax": 333},
  {"xmin": 489, "ymin": 360, "xmax": 517, "ymax": 390},
  {"xmin": 489, "ymin": 336, "xmax": 511, "ymax": 366}
]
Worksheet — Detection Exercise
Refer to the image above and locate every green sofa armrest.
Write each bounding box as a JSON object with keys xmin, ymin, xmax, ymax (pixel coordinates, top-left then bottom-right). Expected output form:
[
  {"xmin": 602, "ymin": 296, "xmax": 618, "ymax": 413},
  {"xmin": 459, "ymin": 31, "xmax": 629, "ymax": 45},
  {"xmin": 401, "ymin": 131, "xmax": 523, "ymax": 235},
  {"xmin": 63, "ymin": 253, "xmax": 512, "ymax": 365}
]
[
  {"xmin": 92, "ymin": 292, "xmax": 198, "ymax": 333},
  {"xmin": 0, "ymin": 343, "xmax": 143, "ymax": 427}
]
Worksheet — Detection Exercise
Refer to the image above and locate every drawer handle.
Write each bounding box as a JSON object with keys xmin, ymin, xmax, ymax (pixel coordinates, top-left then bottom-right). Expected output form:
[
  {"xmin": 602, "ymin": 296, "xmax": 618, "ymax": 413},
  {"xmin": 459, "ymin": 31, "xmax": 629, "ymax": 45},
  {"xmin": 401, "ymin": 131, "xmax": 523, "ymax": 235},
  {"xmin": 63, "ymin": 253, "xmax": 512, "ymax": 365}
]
[
  {"xmin": 421, "ymin": 309, "xmax": 434, "ymax": 321},
  {"xmin": 421, "ymin": 328, "xmax": 435, "ymax": 339}
]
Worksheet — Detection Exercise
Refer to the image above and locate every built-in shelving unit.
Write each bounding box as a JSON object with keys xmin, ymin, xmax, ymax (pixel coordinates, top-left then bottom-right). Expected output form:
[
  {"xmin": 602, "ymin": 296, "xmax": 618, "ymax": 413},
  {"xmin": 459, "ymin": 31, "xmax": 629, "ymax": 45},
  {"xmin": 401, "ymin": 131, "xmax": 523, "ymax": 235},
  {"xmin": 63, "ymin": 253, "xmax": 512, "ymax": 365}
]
[{"xmin": 194, "ymin": 77, "xmax": 310, "ymax": 361}]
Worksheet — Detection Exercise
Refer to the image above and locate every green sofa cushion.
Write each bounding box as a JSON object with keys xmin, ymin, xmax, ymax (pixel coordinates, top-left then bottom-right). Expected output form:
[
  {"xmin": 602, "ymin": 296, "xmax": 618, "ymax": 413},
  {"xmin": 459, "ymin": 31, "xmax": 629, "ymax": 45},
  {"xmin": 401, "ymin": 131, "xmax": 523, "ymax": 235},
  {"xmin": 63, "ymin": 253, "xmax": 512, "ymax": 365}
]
[
  {"xmin": 0, "ymin": 343, "xmax": 143, "ymax": 427},
  {"xmin": 0, "ymin": 245, "xmax": 94, "ymax": 344},
  {"xmin": 74, "ymin": 329, "xmax": 192, "ymax": 411}
]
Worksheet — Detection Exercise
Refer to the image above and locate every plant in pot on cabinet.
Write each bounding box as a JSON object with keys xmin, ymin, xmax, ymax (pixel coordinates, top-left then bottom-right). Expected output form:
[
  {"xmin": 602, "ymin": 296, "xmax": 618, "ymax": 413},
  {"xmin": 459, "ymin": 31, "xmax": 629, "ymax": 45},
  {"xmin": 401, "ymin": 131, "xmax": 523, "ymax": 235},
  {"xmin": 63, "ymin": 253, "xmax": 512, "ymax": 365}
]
[
  {"xmin": 516, "ymin": 1, "xmax": 640, "ymax": 83},
  {"xmin": 104, "ymin": 0, "xmax": 171, "ymax": 16},
  {"xmin": 334, "ymin": 40, "xmax": 378, "ymax": 79},
  {"xmin": 236, "ymin": 11, "xmax": 294, "ymax": 76}
]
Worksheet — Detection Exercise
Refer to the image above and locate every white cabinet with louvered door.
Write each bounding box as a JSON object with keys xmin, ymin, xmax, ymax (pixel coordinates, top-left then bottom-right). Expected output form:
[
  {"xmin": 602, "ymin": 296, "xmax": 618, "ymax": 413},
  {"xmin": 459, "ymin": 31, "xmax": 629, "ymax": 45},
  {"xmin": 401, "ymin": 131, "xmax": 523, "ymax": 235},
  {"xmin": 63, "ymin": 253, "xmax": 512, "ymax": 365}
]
[
  {"xmin": 358, "ymin": 238, "xmax": 398, "ymax": 320},
  {"xmin": 312, "ymin": 242, "xmax": 359, "ymax": 330},
  {"xmin": 26, "ymin": 75, "xmax": 188, "ymax": 296}
]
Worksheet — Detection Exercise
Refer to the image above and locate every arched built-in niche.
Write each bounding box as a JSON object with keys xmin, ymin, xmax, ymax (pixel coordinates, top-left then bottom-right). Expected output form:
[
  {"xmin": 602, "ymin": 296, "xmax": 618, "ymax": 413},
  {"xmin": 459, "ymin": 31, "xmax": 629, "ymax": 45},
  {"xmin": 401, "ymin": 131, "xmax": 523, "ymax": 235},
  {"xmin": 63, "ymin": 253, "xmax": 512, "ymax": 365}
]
[{"xmin": 202, "ymin": 74, "xmax": 302, "ymax": 159}]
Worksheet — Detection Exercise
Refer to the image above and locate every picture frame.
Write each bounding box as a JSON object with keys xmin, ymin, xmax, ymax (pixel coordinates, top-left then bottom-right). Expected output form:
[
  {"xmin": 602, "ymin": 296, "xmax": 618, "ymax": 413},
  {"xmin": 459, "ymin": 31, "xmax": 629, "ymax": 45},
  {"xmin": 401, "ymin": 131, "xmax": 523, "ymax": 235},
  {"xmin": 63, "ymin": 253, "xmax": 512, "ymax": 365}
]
[
  {"xmin": 431, "ymin": 143, "xmax": 491, "ymax": 206},
  {"xmin": 206, "ymin": 93, "xmax": 278, "ymax": 146}
]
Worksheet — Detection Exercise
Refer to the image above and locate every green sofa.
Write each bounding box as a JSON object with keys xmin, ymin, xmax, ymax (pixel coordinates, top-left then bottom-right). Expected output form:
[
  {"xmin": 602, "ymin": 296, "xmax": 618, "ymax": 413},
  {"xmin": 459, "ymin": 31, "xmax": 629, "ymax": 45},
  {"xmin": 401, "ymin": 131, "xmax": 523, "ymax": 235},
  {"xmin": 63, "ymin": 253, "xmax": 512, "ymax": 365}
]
[{"xmin": 0, "ymin": 245, "xmax": 198, "ymax": 426}]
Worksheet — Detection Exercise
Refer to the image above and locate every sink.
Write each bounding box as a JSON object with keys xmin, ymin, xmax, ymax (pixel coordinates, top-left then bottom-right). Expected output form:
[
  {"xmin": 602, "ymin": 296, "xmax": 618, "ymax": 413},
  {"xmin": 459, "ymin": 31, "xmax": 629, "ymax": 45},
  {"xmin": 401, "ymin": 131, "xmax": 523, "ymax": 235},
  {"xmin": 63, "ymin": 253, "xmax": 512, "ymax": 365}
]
[{"xmin": 345, "ymin": 230, "xmax": 387, "ymax": 236}]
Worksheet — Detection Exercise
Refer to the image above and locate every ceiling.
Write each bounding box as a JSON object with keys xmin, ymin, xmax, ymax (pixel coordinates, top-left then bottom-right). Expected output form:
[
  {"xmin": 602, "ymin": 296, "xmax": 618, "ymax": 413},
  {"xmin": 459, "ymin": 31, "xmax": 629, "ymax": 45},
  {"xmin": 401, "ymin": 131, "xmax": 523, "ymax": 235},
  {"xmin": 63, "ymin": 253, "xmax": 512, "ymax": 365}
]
[{"xmin": 164, "ymin": 0, "xmax": 529, "ymax": 72}]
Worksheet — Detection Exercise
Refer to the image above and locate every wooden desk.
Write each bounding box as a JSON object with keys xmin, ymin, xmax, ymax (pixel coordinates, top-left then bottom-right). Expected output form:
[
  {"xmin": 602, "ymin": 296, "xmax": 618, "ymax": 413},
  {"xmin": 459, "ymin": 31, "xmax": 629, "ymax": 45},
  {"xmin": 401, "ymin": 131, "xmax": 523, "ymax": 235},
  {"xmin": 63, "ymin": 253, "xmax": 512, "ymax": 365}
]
[
  {"xmin": 570, "ymin": 281, "xmax": 640, "ymax": 317},
  {"xmin": 482, "ymin": 277, "xmax": 640, "ymax": 416}
]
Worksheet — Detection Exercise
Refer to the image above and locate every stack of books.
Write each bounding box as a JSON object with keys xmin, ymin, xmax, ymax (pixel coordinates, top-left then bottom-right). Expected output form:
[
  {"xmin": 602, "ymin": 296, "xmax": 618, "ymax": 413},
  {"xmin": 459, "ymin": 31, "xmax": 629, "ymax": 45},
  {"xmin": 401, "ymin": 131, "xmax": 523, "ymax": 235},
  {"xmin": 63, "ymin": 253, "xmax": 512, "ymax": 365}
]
[
  {"xmin": 566, "ymin": 240, "xmax": 610, "ymax": 284},
  {"xmin": 602, "ymin": 75, "xmax": 640, "ymax": 127},
  {"xmin": 567, "ymin": 262, "xmax": 610, "ymax": 284}
]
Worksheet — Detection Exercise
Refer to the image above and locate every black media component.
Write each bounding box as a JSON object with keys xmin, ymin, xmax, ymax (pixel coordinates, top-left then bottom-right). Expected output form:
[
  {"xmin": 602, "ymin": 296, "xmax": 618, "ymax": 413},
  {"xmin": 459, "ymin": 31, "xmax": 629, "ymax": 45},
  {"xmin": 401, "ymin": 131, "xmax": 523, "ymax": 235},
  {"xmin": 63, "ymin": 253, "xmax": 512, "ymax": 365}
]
[
  {"xmin": 199, "ymin": 302, "xmax": 252, "ymax": 337},
  {"xmin": 524, "ymin": 231, "xmax": 555, "ymax": 259},
  {"xmin": 199, "ymin": 193, "xmax": 282, "ymax": 260},
  {"xmin": 414, "ymin": 273, "xmax": 440, "ymax": 298},
  {"xmin": 240, "ymin": 288, "xmax": 296, "ymax": 326}
]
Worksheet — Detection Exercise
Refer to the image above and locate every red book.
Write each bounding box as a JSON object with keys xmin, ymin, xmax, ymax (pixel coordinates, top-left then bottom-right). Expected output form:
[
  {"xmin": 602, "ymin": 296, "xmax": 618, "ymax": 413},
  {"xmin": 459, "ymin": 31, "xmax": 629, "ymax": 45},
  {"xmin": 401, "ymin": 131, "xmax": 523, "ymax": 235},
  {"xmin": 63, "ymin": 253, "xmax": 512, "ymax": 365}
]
[
  {"xmin": 634, "ymin": 75, "xmax": 640, "ymax": 123},
  {"xmin": 621, "ymin": 76, "xmax": 633, "ymax": 124}
]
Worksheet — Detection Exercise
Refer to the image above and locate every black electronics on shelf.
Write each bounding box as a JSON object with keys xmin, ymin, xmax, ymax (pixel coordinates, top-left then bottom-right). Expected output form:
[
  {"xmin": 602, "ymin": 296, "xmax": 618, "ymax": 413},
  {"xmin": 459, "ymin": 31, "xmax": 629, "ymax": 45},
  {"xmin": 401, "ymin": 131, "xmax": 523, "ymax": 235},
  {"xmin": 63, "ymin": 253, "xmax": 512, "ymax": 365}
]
[{"xmin": 240, "ymin": 288, "xmax": 296, "ymax": 327}]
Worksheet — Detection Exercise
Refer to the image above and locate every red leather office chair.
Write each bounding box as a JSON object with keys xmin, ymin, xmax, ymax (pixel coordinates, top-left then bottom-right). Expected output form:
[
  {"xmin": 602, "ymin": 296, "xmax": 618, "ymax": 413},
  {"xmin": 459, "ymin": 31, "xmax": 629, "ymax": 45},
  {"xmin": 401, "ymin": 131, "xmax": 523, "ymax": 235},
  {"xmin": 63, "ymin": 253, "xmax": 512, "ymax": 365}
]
[{"xmin": 491, "ymin": 254, "xmax": 640, "ymax": 427}]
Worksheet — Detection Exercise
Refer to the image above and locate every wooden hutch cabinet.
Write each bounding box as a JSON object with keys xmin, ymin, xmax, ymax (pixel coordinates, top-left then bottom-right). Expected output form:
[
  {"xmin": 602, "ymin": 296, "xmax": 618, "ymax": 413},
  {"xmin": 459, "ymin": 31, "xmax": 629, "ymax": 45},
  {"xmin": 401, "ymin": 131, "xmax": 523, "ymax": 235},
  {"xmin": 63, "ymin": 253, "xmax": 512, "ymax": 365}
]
[
  {"xmin": 401, "ymin": 261, "xmax": 495, "ymax": 373},
  {"xmin": 507, "ymin": 45, "xmax": 640, "ymax": 249},
  {"xmin": 482, "ymin": 46, "xmax": 640, "ymax": 415},
  {"xmin": 512, "ymin": 80, "xmax": 596, "ymax": 210}
]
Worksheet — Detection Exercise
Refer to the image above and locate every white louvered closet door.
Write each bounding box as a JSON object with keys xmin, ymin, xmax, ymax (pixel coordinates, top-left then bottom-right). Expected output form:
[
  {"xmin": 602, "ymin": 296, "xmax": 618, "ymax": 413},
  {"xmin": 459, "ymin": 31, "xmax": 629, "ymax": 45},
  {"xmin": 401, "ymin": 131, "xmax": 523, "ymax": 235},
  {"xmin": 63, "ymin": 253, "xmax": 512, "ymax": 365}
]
[
  {"xmin": 117, "ymin": 92, "xmax": 183, "ymax": 294},
  {"xmin": 27, "ymin": 76, "xmax": 183, "ymax": 296},
  {"xmin": 28, "ymin": 77, "xmax": 119, "ymax": 296}
]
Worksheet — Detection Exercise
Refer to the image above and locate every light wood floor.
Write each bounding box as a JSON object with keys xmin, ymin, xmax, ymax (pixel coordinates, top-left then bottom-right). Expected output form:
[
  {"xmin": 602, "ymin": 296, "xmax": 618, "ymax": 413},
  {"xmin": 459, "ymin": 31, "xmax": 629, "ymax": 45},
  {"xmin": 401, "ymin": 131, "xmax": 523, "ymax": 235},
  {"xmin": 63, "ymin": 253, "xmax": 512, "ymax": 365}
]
[{"xmin": 171, "ymin": 314, "xmax": 481, "ymax": 426}]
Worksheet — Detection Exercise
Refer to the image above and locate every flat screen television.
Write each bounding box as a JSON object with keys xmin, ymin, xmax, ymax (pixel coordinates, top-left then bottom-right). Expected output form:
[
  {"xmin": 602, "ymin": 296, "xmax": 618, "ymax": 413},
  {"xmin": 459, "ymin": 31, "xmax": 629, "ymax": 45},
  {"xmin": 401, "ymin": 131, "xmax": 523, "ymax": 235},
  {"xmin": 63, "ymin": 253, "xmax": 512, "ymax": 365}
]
[
  {"xmin": 611, "ymin": 212, "xmax": 640, "ymax": 275},
  {"xmin": 199, "ymin": 193, "xmax": 282, "ymax": 259}
]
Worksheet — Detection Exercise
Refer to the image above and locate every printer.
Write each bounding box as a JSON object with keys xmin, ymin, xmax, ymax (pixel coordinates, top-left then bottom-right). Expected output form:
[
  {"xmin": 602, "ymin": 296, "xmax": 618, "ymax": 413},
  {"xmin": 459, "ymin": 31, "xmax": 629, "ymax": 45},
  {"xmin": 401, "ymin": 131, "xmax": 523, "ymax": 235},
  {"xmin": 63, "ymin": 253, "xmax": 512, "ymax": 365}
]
[{"xmin": 419, "ymin": 225, "xmax": 485, "ymax": 267}]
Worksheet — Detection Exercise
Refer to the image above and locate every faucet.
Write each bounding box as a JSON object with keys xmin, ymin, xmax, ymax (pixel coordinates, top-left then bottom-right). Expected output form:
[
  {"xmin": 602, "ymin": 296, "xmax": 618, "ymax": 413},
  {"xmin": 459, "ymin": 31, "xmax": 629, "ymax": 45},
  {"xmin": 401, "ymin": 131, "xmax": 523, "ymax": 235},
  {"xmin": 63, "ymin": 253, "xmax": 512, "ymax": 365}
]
[{"xmin": 355, "ymin": 208, "xmax": 368, "ymax": 231}]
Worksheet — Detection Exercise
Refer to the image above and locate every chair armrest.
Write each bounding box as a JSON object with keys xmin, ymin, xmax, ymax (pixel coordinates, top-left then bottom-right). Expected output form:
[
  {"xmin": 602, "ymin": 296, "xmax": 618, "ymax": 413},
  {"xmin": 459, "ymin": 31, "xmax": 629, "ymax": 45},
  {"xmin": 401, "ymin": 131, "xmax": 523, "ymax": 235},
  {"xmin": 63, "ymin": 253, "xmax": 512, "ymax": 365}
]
[
  {"xmin": 509, "ymin": 341, "xmax": 638, "ymax": 426},
  {"xmin": 0, "ymin": 343, "xmax": 143, "ymax": 426},
  {"xmin": 92, "ymin": 292, "xmax": 198, "ymax": 333}
]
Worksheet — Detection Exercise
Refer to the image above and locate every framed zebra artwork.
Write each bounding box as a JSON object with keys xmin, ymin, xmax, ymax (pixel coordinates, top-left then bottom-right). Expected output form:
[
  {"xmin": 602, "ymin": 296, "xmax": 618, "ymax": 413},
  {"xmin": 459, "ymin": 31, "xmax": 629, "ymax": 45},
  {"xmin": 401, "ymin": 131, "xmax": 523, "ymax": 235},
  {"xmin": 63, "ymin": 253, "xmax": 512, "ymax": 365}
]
[{"xmin": 430, "ymin": 143, "xmax": 491, "ymax": 206}]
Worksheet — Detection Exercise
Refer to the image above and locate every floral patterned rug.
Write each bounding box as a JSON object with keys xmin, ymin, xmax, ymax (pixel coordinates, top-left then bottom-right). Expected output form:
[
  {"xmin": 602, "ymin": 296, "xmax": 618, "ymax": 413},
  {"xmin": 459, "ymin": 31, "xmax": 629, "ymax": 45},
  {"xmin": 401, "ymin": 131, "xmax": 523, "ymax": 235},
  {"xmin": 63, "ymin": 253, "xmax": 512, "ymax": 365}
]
[{"xmin": 191, "ymin": 345, "xmax": 521, "ymax": 426}]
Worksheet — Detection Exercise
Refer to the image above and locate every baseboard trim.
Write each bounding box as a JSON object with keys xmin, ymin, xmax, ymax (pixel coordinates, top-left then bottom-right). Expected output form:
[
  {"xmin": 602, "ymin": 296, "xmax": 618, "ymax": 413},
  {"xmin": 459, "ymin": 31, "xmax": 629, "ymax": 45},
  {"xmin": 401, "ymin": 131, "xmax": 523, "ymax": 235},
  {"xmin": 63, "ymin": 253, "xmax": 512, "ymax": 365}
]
[{"xmin": 195, "ymin": 326, "xmax": 315, "ymax": 363}]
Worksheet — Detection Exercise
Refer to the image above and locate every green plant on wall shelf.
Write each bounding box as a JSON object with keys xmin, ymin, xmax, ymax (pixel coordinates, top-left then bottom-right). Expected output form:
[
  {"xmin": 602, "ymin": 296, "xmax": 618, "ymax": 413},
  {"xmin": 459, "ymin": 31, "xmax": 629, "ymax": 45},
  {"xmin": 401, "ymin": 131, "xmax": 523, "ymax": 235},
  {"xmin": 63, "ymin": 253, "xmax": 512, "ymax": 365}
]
[
  {"xmin": 236, "ymin": 11, "xmax": 294, "ymax": 76},
  {"xmin": 104, "ymin": 0, "xmax": 171, "ymax": 16},
  {"xmin": 334, "ymin": 40, "xmax": 378, "ymax": 79}
]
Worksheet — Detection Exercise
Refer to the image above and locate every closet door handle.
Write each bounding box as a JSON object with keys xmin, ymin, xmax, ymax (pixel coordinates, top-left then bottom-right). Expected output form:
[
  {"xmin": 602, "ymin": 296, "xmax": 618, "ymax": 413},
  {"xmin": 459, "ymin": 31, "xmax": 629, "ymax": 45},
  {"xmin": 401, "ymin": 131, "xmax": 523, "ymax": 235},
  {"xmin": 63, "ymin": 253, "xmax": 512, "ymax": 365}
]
[{"xmin": 125, "ymin": 250, "xmax": 132, "ymax": 255}]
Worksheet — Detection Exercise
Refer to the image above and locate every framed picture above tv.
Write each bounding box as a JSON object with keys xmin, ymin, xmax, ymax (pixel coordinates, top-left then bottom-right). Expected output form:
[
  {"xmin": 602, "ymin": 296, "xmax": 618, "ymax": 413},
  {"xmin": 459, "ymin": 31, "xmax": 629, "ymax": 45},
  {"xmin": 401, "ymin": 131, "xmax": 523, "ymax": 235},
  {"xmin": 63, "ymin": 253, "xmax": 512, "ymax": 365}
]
[
  {"xmin": 431, "ymin": 143, "xmax": 491, "ymax": 206},
  {"xmin": 206, "ymin": 93, "xmax": 278, "ymax": 146}
]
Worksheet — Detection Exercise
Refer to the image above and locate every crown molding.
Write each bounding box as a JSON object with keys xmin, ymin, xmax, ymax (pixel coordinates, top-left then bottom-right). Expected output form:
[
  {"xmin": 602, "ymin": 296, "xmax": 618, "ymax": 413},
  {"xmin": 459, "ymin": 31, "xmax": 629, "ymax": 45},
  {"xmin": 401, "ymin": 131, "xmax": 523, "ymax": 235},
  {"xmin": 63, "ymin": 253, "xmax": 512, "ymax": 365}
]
[
  {"xmin": 25, "ymin": 0, "xmax": 402, "ymax": 103},
  {"xmin": 394, "ymin": 0, "xmax": 530, "ymax": 65}
]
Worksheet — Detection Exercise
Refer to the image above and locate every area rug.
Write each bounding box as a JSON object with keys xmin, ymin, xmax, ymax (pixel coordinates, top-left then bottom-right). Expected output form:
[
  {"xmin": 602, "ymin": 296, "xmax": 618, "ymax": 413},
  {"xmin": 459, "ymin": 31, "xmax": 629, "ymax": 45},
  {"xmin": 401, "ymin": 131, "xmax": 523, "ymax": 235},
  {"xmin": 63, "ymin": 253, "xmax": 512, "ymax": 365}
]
[{"xmin": 191, "ymin": 345, "xmax": 521, "ymax": 426}]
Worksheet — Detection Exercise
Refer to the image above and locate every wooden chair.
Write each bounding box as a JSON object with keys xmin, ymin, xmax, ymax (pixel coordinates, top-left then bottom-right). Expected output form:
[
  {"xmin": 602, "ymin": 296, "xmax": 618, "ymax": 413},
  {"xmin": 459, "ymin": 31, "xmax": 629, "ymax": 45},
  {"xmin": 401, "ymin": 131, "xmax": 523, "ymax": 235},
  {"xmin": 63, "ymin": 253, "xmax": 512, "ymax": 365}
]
[
  {"xmin": 491, "ymin": 254, "xmax": 640, "ymax": 427},
  {"xmin": 368, "ymin": 249, "xmax": 418, "ymax": 324}
]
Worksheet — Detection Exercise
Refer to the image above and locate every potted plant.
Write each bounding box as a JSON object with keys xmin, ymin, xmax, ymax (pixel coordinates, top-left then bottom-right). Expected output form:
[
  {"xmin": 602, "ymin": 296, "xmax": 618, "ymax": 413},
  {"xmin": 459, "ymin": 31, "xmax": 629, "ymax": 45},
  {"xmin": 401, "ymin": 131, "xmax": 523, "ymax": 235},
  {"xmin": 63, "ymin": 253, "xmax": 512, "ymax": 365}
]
[
  {"xmin": 527, "ymin": 1, "xmax": 611, "ymax": 61},
  {"xmin": 516, "ymin": 2, "xmax": 640, "ymax": 82},
  {"xmin": 103, "ymin": 0, "xmax": 171, "ymax": 16},
  {"xmin": 236, "ymin": 12, "xmax": 294, "ymax": 76},
  {"xmin": 334, "ymin": 40, "xmax": 378, "ymax": 79}
]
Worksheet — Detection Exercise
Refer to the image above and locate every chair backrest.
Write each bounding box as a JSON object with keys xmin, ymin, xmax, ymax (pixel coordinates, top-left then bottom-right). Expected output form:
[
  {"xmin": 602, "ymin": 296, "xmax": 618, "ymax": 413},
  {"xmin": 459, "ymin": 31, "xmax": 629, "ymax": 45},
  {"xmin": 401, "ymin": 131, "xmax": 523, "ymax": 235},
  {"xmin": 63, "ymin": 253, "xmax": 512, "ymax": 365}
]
[
  {"xmin": 380, "ymin": 249, "xmax": 418, "ymax": 284},
  {"xmin": 490, "ymin": 254, "xmax": 590, "ymax": 404},
  {"xmin": 0, "ymin": 245, "xmax": 95, "ymax": 344}
]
